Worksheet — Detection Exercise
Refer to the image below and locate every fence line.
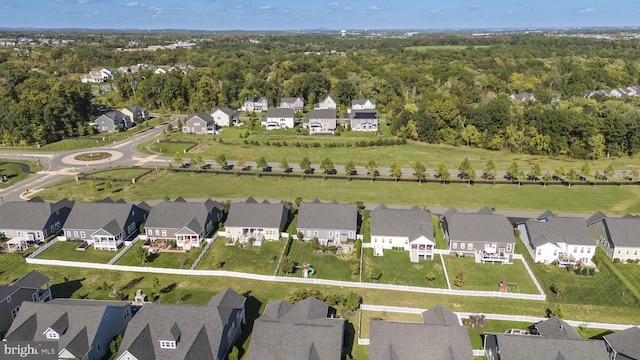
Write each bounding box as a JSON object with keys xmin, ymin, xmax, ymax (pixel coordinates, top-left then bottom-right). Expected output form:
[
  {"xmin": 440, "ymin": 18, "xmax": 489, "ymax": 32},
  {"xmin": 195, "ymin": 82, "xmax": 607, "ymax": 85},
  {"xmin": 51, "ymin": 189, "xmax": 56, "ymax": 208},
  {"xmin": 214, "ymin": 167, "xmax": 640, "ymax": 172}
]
[
  {"xmin": 190, "ymin": 234, "xmax": 218, "ymax": 270},
  {"xmin": 107, "ymin": 237, "xmax": 140, "ymax": 265},
  {"xmin": 23, "ymin": 258, "xmax": 545, "ymax": 300},
  {"xmin": 27, "ymin": 237, "xmax": 59, "ymax": 258},
  {"xmin": 514, "ymin": 255, "xmax": 546, "ymax": 296}
]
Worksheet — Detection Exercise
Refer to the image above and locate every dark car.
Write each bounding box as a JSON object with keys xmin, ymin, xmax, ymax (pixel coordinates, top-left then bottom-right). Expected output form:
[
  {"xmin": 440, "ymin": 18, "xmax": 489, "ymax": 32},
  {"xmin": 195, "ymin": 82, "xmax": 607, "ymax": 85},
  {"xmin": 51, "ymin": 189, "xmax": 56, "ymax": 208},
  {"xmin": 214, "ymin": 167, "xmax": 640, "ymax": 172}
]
[
  {"xmin": 200, "ymin": 164, "xmax": 212, "ymax": 169},
  {"xmin": 222, "ymin": 164, "xmax": 234, "ymax": 170},
  {"xmin": 180, "ymin": 163, "xmax": 191, "ymax": 168},
  {"xmin": 261, "ymin": 166, "xmax": 272, "ymax": 173},
  {"xmin": 325, "ymin": 169, "xmax": 337, "ymax": 175}
]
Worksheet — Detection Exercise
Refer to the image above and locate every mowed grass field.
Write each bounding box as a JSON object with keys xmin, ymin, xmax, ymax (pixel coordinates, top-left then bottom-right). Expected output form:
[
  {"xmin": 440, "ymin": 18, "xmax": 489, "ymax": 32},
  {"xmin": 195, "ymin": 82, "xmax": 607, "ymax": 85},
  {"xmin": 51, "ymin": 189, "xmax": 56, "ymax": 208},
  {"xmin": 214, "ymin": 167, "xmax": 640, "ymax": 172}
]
[
  {"xmin": 443, "ymin": 256, "xmax": 540, "ymax": 294},
  {"xmin": 37, "ymin": 170, "xmax": 640, "ymax": 214},
  {"xmin": 196, "ymin": 237, "xmax": 286, "ymax": 275},
  {"xmin": 36, "ymin": 241, "xmax": 122, "ymax": 264},
  {"xmin": 283, "ymin": 240, "xmax": 360, "ymax": 281},
  {"xmin": 362, "ymin": 249, "xmax": 449, "ymax": 288},
  {"xmin": 115, "ymin": 241, "xmax": 203, "ymax": 269}
]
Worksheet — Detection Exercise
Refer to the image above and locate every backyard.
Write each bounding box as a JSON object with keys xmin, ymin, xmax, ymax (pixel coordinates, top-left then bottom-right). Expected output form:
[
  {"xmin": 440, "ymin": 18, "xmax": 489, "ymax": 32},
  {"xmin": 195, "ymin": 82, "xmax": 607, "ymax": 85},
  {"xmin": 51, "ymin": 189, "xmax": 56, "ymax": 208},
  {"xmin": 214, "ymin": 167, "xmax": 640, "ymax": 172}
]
[
  {"xmin": 196, "ymin": 236, "xmax": 286, "ymax": 275},
  {"xmin": 362, "ymin": 249, "xmax": 449, "ymax": 288},
  {"xmin": 115, "ymin": 241, "xmax": 203, "ymax": 269},
  {"xmin": 282, "ymin": 239, "xmax": 360, "ymax": 281},
  {"xmin": 36, "ymin": 240, "xmax": 123, "ymax": 264}
]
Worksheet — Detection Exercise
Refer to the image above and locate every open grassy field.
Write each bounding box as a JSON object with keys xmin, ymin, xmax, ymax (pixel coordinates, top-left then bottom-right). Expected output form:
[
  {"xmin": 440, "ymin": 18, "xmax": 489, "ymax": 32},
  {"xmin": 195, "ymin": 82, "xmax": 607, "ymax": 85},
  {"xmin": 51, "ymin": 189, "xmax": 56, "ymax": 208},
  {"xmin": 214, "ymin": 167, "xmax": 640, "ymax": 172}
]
[
  {"xmin": 84, "ymin": 167, "xmax": 151, "ymax": 180},
  {"xmin": 283, "ymin": 240, "xmax": 360, "ymax": 281},
  {"xmin": 362, "ymin": 249, "xmax": 448, "ymax": 288},
  {"xmin": 0, "ymin": 160, "xmax": 33, "ymax": 189},
  {"xmin": 115, "ymin": 241, "xmax": 202, "ymax": 269},
  {"xmin": 196, "ymin": 237, "xmax": 286, "ymax": 275},
  {"xmin": 36, "ymin": 170, "xmax": 640, "ymax": 214},
  {"xmin": 148, "ymin": 141, "xmax": 196, "ymax": 156},
  {"xmin": 36, "ymin": 241, "xmax": 122, "ymax": 263},
  {"xmin": 444, "ymin": 256, "xmax": 539, "ymax": 294}
]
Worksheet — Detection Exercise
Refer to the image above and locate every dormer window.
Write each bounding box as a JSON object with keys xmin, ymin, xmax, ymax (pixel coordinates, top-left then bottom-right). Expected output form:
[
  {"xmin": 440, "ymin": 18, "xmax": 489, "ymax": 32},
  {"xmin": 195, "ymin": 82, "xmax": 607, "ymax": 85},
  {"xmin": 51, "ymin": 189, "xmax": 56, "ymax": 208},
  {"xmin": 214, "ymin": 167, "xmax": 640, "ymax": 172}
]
[
  {"xmin": 159, "ymin": 341, "xmax": 176, "ymax": 349},
  {"xmin": 46, "ymin": 331, "xmax": 59, "ymax": 339}
]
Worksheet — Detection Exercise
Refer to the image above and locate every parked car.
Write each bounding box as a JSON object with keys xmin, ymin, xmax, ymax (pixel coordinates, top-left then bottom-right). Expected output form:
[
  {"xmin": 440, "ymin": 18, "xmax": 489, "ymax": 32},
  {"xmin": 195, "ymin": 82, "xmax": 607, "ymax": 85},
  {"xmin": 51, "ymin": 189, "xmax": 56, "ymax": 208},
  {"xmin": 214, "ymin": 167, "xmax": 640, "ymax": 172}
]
[
  {"xmin": 200, "ymin": 164, "xmax": 212, "ymax": 169},
  {"xmin": 180, "ymin": 163, "xmax": 191, "ymax": 168}
]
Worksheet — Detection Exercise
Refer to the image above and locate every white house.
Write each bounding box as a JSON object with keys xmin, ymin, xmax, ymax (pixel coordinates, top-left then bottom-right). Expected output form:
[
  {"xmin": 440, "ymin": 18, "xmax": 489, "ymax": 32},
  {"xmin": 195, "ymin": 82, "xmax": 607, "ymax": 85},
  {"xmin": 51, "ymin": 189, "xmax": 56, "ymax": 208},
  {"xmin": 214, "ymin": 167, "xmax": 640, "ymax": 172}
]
[
  {"xmin": 370, "ymin": 204, "xmax": 435, "ymax": 262},
  {"xmin": 315, "ymin": 95, "xmax": 337, "ymax": 109},
  {"xmin": 210, "ymin": 107, "xmax": 237, "ymax": 127},
  {"xmin": 263, "ymin": 108, "xmax": 295, "ymax": 130}
]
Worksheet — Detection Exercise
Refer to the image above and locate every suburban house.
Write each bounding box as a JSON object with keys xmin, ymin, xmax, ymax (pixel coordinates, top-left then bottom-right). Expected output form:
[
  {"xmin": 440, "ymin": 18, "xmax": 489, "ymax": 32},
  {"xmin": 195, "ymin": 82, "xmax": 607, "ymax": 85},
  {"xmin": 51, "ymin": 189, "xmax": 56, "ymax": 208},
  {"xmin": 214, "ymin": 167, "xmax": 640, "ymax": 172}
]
[
  {"xmin": 119, "ymin": 105, "xmax": 149, "ymax": 124},
  {"xmin": 348, "ymin": 98, "xmax": 376, "ymax": 114},
  {"xmin": 262, "ymin": 108, "xmax": 295, "ymax": 130},
  {"xmin": 603, "ymin": 326, "xmax": 640, "ymax": 360},
  {"xmin": 247, "ymin": 297, "xmax": 345, "ymax": 360},
  {"xmin": 144, "ymin": 198, "xmax": 223, "ymax": 250},
  {"xmin": 62, "ymin": 201, "xmax": 148, "ymax": 251},
  {"xmin": 183, "ymin": 113, "xmax": 216, "ymax": 134},
  {"xmin": 509, "ymin": 92, "xmax": 536, "ymax": 101},
  {"xmin": 5, "ymin": 298, "xmax": 133, "ymax": 360},
  {"xmin": 350, "ymin": 109, "xmax": 379, "ymax": 131},
  {"xmin": 587, "ymin": 212, "xmax": 640, "ymax": 262},
  {"xmin": 307, "ymin": 108, "xmax": 337, "ymax": 135},
  {"xmin": 370, "ymin": 304, "xmax": 473, "ymax": 360},
  {"xmin": 484, "ymin": 317, "xmax": 607, "ymax": 360},
  {"xmin": 210, "ymin": 107, "xmax": 239, "ymax": 127},
  {"xmin": 370, "ymin": 204, "xmax": 435, "ymax": 262},
  {"xmin": 518, "ymin": 212, "xmax": 596, "ymax": 266},
  {"xmin": 0, "ymin": 197, "xmax": 74, "ymax": 252},
  {"xmin": 315, "ymin": 95, "xmax": 337, "ymax": 109},
  {"xmin": 224, "ymin": 197, "xmax": 289, "ymax": 246},
  {"xmin": 0, "ymin": 270, "xmax": 52, "ymax": 337},
  {"xmin": 80, "ymin": 68, "xmax": 113, "ymax": 83},
  {"xmin": 280, "ymin": 97, "xmax": 305, "ymax": 112},
  {"xmin": 441, "ymin": 207, "xmax": 515, "ymax": 263},
  {"xmin": 296, "ymin": 199, "xmax": 358, "ymax": 246},
  {"xmin": 241, "ymin": 96, "xmax": 269, "ymax": 112},
  {"xmin": 95, "ymin": 110, "xmax": 133, "ymax": 132},
  {"xmin": 117, "ymin": 288, "xmax": 246, "ymax": 360}
]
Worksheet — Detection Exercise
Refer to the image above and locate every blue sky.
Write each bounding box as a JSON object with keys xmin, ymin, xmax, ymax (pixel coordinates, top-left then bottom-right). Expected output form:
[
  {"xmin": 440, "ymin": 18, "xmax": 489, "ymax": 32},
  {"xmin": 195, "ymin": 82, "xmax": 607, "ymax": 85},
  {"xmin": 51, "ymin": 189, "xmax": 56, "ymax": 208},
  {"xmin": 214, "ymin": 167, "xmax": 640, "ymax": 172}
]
[{"xmin": 1, "ymin": 0, "xmax": 640, "ymax": 31}]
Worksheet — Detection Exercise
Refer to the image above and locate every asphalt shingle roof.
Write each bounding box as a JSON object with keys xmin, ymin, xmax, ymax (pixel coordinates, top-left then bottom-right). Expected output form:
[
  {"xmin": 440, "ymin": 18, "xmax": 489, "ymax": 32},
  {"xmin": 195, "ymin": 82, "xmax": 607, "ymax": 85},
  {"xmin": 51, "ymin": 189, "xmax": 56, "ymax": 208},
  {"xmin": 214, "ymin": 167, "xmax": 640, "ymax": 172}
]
[
  {"xmin": 297, "ymin": 199, "xmax": 357, "ymax": 232},
  {"xmin": 63, "ymin": 202, "xmax": 143, "ymax": 234},
  {"xmin": 0, "ymin": 270, "xmax": 49, "ymax": 301},
  {"xmin": 595, "ymin": 216, "xmax": 640, "ymax": 248},
  {"xmin": 308, "ymin": 108, "xmax": 336, "ymax": 120},
  {"xmin": 0, "ymin": 199, "xmax": 73, "ymax": 231},
  {"xmin": 266, "ymin": 107, "xmax": 295, "ymax": 118},
  {"xmin": 224, "ymin": 198, "xmax": 288, "ymax": 229},
  {"xmin": 604, "ymin": 326, "xmax": 640, "ymax": 359},
  {"xmin": 145, "ymin": 199, "xmax": 220, "ymax": 234},
  {"xmin": 370, "ymin": 204, "xmax": 433, "ymax": 241},
  {"xmin": 487, "ymin": 333, "xmax": 608, "ymax": 360},
  {"xmin": 525, "ymin": 216, "xmax": 594, "ymax": 247},
  {"xmin": 442, "ymin": 208, "xmax": 514, "ymax": 244},
  {"xmin": 535, "ymin": 317, "xmax": 581, "ymax": 340}
]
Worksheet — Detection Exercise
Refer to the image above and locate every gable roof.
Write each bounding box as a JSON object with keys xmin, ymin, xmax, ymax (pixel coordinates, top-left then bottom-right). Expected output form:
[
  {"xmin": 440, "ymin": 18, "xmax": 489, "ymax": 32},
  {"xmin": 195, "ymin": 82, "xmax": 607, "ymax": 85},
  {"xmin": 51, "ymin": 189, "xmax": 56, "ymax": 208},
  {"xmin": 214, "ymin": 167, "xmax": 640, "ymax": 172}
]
[
  {"xmin": 297, "ymin": 200, "xmax": 358, "ymax": 232},
  {"xmin": 0, "ymin": 199, "xmax": 74, "ymax": 231},
  {"xmin": 441, "ymin": 208, "xmax": 514, "ymax": 244},
  {"xmin": 587, "ymin": 211, "xmax": 607, "ymax": 225},
  {"xmin": 0, "ymin": 270, "xmax": 50, "ymax": 301},
  {"xmin": 145, "ymin": 199, "xmax": 221, "ymax": 234},
  {"xmin": 245, "ymin": 96, "xmax": 268, "ymax": 103},
  {"xmin": 308, "ymin": 108, "xmax": 337, "ymax": 120},
  {"xmin": 211, "ymin": 107, "xmax": 235, "ymax": 117},
  {"xmin": 118, "ymin": 288, "xmax": 245, "ymax": 360},
  {"xmin": 352, "ymin": 98, "xmax": 376, "ymax": 106},
  {"xmin": 486, "ymin": 333, "xmax": 608, "ymax": 360},
  {"xmin": 535, "ymin": 317, "xmax": 581, "ymax": 340},
  {"xmin": 63, "ymin": 202, "xmax": 145, "ymax": 233},
  {"xmin": 266, "ymin": 107, "xmax": 295, "ymax": 118},
  {"xmin": 370, "ymin": 305, "xmax": 473, "ymax": 360},
  {"xmin": 594, "ymin": 216, "xmax": 640, "ymax": 248},
  {"xmin": 280, "ymin": 97, "xmax": 303, "ymax": 104},
  {"xmin": 604, "ymin": 326, "xmax": 640, "ymax": 360},
  {"xmin": 224, "ymin": 198, "xmax": 288, "ymax": 229},
  {"xmin": 187, "ymin": 113, "xmax": 214, "ymax": 123},
  {"xmin": 524, "ymin": 217, "xmax": 594, "ymax": 247},
  {"xmin": 6, "ymin": 299, "xmax": 130, "ymax": 358},
  {"xmin": 370, "ymin": 204, "xmax": 433, "ymax": 241},
  {"xmin": 247, "ymin": 297, "xmax": 345, "ymax": 360}
]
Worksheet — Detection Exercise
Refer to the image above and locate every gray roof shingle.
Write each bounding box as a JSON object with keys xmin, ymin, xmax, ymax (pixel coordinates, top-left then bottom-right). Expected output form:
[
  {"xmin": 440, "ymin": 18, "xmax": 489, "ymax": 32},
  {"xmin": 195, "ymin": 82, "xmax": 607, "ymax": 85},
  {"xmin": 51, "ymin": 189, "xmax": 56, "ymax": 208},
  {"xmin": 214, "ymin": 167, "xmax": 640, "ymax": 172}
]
[
  {"xmin": 266, "ymin": 107, "xmax": 295, "ymax": 118},
  {"xmin": 145, "ymin": 199, "xmax": 221, "ymax": 234},
  {"xmin": 308, "ymin": 108, "xmax": 336, "ymax": 120},
  {"xmin": 604, "ymin": 326, "xmax": 640, "ymax": 359},
  {"xmin": 442, "ymin": 208, "xmax": 514, "ymax": 244},
  {"xmin": 370, "ymin": 204, "xmax": 433, "ymax": 241},
  {"xmin": 525, "ymin": 217, "xmax": 594, "ymax": 247},
  {"xmin": 535, "ymin": 317, "xmax": 581, "ymax": 340},
  {"xmin": 63, "ymin": 202, "xmax": 144, "ymax": 233},
  {"xmin": 487, "ymin": 333, "xmax": 608, "ymax": 359},
  {"xmin": 297, "ymin": 200, "xmax": 358, "ymax": 232},
  {"xmin": 0, "ymin": 198, "xmax": 73, "ymax": 231},
  {"xmin": 0, "ymin": 270, "xmax": 50, "ymax": 301},
  {"xmin": 593, "ymin": 215, "xmax": 640, "ymax": 248},
  {"xmin": 225, "ymin": 198, "xmax": 288, "ymax": 229}
]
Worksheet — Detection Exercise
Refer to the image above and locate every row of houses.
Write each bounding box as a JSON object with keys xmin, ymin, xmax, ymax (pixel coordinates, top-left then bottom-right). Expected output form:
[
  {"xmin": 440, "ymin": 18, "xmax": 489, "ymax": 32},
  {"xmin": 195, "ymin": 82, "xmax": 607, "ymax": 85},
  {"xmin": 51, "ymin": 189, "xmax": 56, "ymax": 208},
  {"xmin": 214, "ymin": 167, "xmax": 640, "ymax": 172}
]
[
  {"xmin": 2, "ymin": 198, "xmax": 640, "ymax": 266},
  {"xmin": 94, "ymin": 105, "xmax": 149, "ymax": 132},
  {"xmin": 83, "ymin": 63, "xmax": 197, "ymax": 83},
  {"xmin": 2, "ymin": 272, "xmax": 638, "ymax": 360}
]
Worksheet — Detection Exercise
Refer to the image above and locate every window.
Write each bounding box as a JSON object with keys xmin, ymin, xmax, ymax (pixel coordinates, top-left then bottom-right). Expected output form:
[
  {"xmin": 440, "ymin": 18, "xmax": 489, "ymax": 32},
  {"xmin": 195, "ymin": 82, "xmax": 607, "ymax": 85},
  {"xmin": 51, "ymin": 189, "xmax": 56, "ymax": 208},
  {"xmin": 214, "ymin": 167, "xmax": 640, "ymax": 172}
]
[
  {"xmin": 306, "ymin": 230, "xmax": 311, "ymax": 237},
  {"xmin": 573, "ymin": 247, "xmax": 578, "ymax": 253},
  {"xmin": 80, "ymin": 231, "xmax": 85, "ymax": 238},
  {"xmin": 314, "ymin": 231, "xmax": 318, "ymax": 237},
  {"xmin": 349, "ymin": 231, "xmax": 355, "ymax": 238},
  {"xmin": 66, "ymin": 231, "xmax": 71, "ymax": 237},
  {"xmin": 506, "ymin": 244, "xmax": 513, "ymax": 252},
  {"xmin": 553, "ymin": 250, "xmax": 557, "ymax": 256},
  {"xmin": 587, "ymin": 248, "xmax": 591, "ymax": 253},
  {"xmin": 124, "ymin": 309, "xmax": 131, "ymax": 319},
  {"xmin": 74, "ymin": 231, "xmax": 78, "ymax": 237},
  {"xmin": 162, "ymin": 230, "xmax": 167, "ymax": 236},
  {"xmin": 329, "ymin": 231, "xmax": 334, "ymax": 238},
  {"xmin": 537, "ymin": 249, "xmax": 542, "ymax": 256},
  {"xmin": 452, "ymin": 242, "xmax": 457, "ymax": 249},
  {"xmin": 618, "ymin": 250, "xmax": 622, "ymax": 254},
  {"xmin": 96, "ymin": 341, "xmax": 101, "ymax": 351},
  {"xmin": 32, "ymin": 292, "xmax": 38, "ymax": 301},
  {"xmin": 460, "ymin": 243, "xmax": 466, "ymax": 250},
  {"xmin": 627, "ymin": 250, "xmax": 630, "ymax": 255},
  {"xmin": 6, "ymin": 295, "xmax": 10, "ymax": 303},
  {"xmin": 405, "ymin": 240, "xmax": 409, "ymax": 244},
  {"xmin": 581, "ymin": 247, "xmax": 584, "ymax": 253},
  {"xmin": 11, "ymin": 306, "xmax": 19, "ymax": 318},
  {"xmin": 46, "ymin": 331, "xmax": 59, "ymax": 339},
  {"xmin": 635, "ymin": 250, "xmax": 638, "ymax": 256},
  {"xmin": 155, "ymin": 229, "xmax": 160, "ymax": 236},
  {"xmin": 468, "ymin": 243, "xmax": 473, "ymax": 250},
  {"xmin": 147, "ymin": 229, "xmax": 152, "ymax": 235},
  {"xmin": 159, "ymin": 341, "xmax": 176, "ymax": 349}
]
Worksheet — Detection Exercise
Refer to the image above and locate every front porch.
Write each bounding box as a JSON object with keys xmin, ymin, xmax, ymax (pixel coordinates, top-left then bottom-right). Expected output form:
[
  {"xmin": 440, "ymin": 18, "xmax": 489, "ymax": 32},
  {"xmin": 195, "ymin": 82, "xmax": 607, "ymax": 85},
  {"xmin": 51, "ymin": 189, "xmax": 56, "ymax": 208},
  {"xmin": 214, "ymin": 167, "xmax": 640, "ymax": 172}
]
[
  {"xmin": 176, "ymin": 234, "xmax": 201, "ymax": 251},
  {"xmin": 92, "ymin": 236, "xmax": 122, "ymax": 251},
  {"xmin": 410, "ymin": 244, "xmax": 434, "ymax": 263}
]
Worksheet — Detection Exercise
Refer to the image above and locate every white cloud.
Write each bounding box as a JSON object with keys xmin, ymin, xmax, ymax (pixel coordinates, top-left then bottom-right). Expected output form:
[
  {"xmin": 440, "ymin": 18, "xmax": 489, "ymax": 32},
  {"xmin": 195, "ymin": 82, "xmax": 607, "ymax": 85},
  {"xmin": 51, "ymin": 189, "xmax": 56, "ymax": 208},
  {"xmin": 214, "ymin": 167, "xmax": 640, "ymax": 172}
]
[
  {"xmin": 367, "ymin": 5, "xmax": 382, "ymax": 11},
  {"xmin": 579, "ymin": 7, "xmax": 594, "ymax": 13},
  {"xmin": 78, "ymin": 0, "xmax": 89, "ymax": 3},
  {"xmin": 343, "ymin": 6, "xmax": 352, "ymax": 11},
  {"xmin": 123, "ymin": 2, "xmax": 146, "ymax": 7},
  {"xmin": 328, "ymin": 2, "xmax": 341, "ymax": 7},
  {"xmin": 260, "ymin": 5, "xmax": 272, "ymax": 10}
]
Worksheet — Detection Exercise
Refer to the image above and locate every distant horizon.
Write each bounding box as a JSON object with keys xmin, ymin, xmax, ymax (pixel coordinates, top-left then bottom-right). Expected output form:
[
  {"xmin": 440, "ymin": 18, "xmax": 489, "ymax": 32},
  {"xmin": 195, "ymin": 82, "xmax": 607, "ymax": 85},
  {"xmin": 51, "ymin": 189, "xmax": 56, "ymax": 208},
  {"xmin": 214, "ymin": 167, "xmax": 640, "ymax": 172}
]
[{"xmin": 2, "ymin": 1, "xmax": 640, "ymax": 32}]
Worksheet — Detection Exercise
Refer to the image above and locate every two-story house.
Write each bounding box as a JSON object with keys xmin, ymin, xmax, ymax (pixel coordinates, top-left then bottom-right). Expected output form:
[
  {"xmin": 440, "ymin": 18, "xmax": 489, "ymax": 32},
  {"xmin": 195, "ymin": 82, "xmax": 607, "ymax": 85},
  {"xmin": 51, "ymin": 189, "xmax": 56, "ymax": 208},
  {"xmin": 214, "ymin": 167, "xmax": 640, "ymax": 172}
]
[
  {"xmin": 116, "ymin": 288, "xmax": 246, "ymax": 360},
  {"xmin": 297, "ymin": 199, "xmax": 358, "ymax": 246},
  {"xmin": 348, "ymin": 98, "xmax": 376, "ymax": 114},
  {"xmin": 370, "ymin": 204, "xmax": 435, "ymax": 262},
  {"xmin": 95, "ymin": 110, "xmax": 133, "ymax": 132},
  {"xmin": 0, "ymin": 197, "xmax": 73, "ymax": 251},
  {"xmin": 518, "ymin": 211, "xmax": 596, "ymax": 266},
  {"xmin": 6, "ymin": 298, "xmax": 133, "ymax": 360},
  {"xmin": 210, "ymin": 107, "xmax": 238, "ymax": 127},
  {"xmin": 62, "ymin": 200, "xmax": 148, "ymax": 251},
  {"xmin": 315, "ymin": 95, "xmax": 337, "ymax": 109},
  {"xmin": 241, "ymin": 96, "xmax": 269, "ymax": 112},
  {"xmin": 587, "ymin": 212, "xmax": 640, "ymax": 262},
  {"xmin": 280, "ymin": 97, "xmax": 305, "ymax": 113},
  {"xmin": 224, "ymin": 197, "xmax": 289, "ymax": 246},
  {"xmin": 0, "ymin": 270, "xmax": 51, "ymax": 337},
  {"xmin": 119, "ymin": 105, "xmax": 149, "ymax": 124},
  {"xmin": 441, "ymin": 207, "xmax": 515, "ymax": 263},
  {"xmin": 263, "ymin": 108, "xmax": 295, "ymax": 130},
  {"xmin": 247, "ymin": 297, "xmax": 345, "ymax": 360},
  {"xmin": 307, "ymin": 108, "xmax": 337, "ymax": 135},
  {"xmin": 350, "ymin": 109, "xmax": 379, "ymax": 131},
  {"xmin": 183, "ymin": 113, "xmax": 216, "ymax": 134},
  {"xmin": 144, "ymin": 198, "xmax": 223, "ymax": 250}
]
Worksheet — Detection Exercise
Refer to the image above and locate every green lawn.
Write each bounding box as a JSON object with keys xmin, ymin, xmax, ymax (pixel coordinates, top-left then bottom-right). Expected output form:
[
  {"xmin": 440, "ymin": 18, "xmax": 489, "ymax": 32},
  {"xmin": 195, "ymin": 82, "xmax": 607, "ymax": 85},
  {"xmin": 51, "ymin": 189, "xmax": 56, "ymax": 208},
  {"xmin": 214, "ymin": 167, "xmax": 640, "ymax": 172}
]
[
  {"xmin": 362, "ymin": 249, "xmax": 448, "ymax": 288},
  {"xmin": 38, "ymin": 131, "xmax": 137, "ymax": 152},
  {"xmin": 0, "ymin": 160, "xmax": 32, "ymax": 189},
  {"xmin": 283, "ymin": 240, "xmax": 360, "ymax": 281},
  {"xmin": 465, "ymin": 319, "xmax": 535, "ymax": 349},
  {"xmin": 36, "ymin": 171, "xmax": 640, "ymax": 214},
  {"xmin": 36, "ymin": 241, "xmax": 122, "ymax": 263},
  {"xmin": 433, "ymin": 214, "xmax": 447, "ymax": 249},
  {"xmin": 85, "ymin": 167, "xmax": 151, "ymax": 180},
  {"xmin": 444, "ymin": 256, "xmax": 539, "ymax": 294},
  {"xmin": 359, "ymin": 311, "xmax": 422, "ymax": 339},
  {"xmin": 148, "ymin": 141, "xmax": 196, "ymax": 156},
  {"xmin": 115, "ymin": 241, "xmax": 202, "ymax": 269},
  {"xmin": 196, "ymin": 237, "xmax": 286, "ymax": 275}
]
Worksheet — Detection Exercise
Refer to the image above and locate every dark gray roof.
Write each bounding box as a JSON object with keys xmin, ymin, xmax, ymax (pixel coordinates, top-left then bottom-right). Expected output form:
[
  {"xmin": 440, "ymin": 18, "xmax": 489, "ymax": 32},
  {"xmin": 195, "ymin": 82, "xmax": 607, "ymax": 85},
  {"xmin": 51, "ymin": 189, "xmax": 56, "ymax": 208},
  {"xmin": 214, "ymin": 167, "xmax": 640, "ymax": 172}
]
[
  {"xmin": 297, "ymin": 200, "xmax": 357, "ymax": 232},
  {"xmin": 524, "ymin": 217, "xmax": 594, "ymax": 247},
  {"xmin": 421, "ymin": 304, "xmax": 460, "ymax": 326},
  {"xmin": 118, "ymin": 288, "xmax": 245, "ymax": 360},
  {"xmin": 370, "ymin": 204, "xmax": 433, "ymax": 241},
  {"xmin": 126, "ymin": 104, "xmax": 144, "ymax": 113},
  {"xmin": 598, "ymin": 217, "xmax": 640, "ymax": 248},
  {"xmin": 370, "ymin": 315, "xmax": 473, "ymax": 360},
  {"xmin": 63, "ymin": 202, "xmax": 145, "ymax": 233},
  {"xmin": 308, "ymin": 108, "xmax": 336, "ymax": 120},
  {"xmin": 266, "ymin": 107, "xmax": 295, "ymax": 118},
  {"xmin": 0, "ymin": 270, "xmax": 50, "ymax": 301},
  {"xmin": 187, "ymin": 113, "xmax": 214, "ymax": 123},
  {"xmin": 0, "ymin": 199, "xmax": 73, "ymax": 230},
  {"xmin": 225, "ymin": 198, "xmax": 288, "ymax": 229},
  {"xmin": 441, "ymin": 208, "xmax": 514, "ymax": 244},
  {"xmin": 486, "ymin": 333, "xmax": 608, "ymax": 359},
  {"xmin": 247, "ymin": 297, "xmax": 345, "ymax": 360},
  {"xmin": 604, "ymin": 327, "xmax": 640, "ymax": 359},
  {"xmin": 6, "ymin": 299, "xmax": 130, "ymax": 358},
  {"xmin": 280, "ymin": 97, "xmax": 302, "ymax": 103},
  {"xmin": 211, "ymin": 107, "xmax": 235, "ymax": 116},
  {"xmin": 351, "ymin": 109, "xmax": 378, "ymax": 119},
  {"xmin": 145, "ymin": 199, "xmax": 220, "ymax": 233},
  {"xmin": 245, "ymin": 96, "xmax": 268, "ymax": 102},
  {"xmin": 535, "ymin": 317, "xmax": 581, "ymax": 340},
  {"xmin": 102, "ymin": 110, "xmax": 127, "ymax": 121}
]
